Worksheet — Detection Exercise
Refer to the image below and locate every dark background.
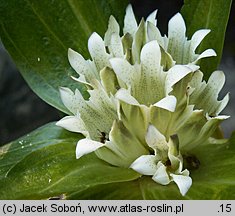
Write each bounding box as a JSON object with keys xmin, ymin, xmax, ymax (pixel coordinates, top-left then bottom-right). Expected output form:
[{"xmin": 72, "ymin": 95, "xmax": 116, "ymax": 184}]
[{"xmin": 0, "ymin": 0, "xmax": 234, "ymax": 145}]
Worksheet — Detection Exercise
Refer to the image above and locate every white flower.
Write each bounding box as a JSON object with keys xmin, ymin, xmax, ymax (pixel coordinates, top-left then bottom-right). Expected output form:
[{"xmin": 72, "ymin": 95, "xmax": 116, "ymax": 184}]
[
  {"xmin": 130, "ymin": 125, "xmax": 192, "ymax": 196},
  {"xmin": 56, "ymin": 4, "xmax": 229, "ymax": 196}
]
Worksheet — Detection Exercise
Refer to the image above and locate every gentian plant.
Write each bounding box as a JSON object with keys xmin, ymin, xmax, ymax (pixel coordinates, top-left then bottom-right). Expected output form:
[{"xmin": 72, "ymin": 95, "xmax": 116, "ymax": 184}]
[{"xmin": 0, "ymin": 0, "xmax": 234, "ymax": 199}]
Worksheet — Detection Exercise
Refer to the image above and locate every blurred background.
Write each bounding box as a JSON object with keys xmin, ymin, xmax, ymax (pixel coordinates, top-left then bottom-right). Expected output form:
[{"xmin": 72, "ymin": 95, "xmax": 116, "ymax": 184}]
[{"xmin": 0, "ymin": 0, "xmax": 234, "ymax": 145}]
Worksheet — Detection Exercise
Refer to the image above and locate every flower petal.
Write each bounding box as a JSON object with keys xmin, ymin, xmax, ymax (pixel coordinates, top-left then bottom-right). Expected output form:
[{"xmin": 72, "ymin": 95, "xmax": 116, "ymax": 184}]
[
  {"xmin": 104, "ymin": 15, "xmax": 120, "ymax": 46},
  {"xmin": 84, "ymin": 83, "xmax": 117, "ymax": 137},
  {"xmin": 215, "ymin": 93, "xmax": 229, "ymax": 115},
  {"xmin": 109, "ymin": 33, "xmax": 124, "ymax": 57},
  {"xmin": 68, "ymin": 48, "xmax": 98, "ymax": 82},
  {"xmin": 96, "ymin": 120, "xmax": 149, "ymax": 167},
  {"xmin": 117, "ymin": 98, "xmax": 149, "ymax": 145},
  {"xmin": 132, "ymin": 40, "xmax": 166, "ymax": 104},
  {"xmin": 76, "ymin": 138, "xmax": 104, "ymax": 159},
  {"xmin": 130, "ymin": 155, "xmax": 159, "ymax": 175},
  {"xmin": 152, "ymin": 162, "xmax": 171, "ymax": 185},
  {"xmin": 110, "ymin": 57, "xmax": 136, "ymax": 87},
  {"xmin": 71, "ymin": 74, "xmax": 93, "ymax": 88},
  {"xmin": 190, "ymin": 70, "xmax": 229, "ymax": 115},
  {"xmin": 59, "ymin": 87, "xmax": 84, "ymax": 115},
  {"xmin": 146, "ymin": 9, "xmax": 158, "ymax": 26},
  {"xmin": 122, "ymin": 33, "xmax": 133, "ymax": 62},
  {"xmin": 147, "ymin": 22, "xmax": 165, "ymax": 47},
  {"xmin": 100, "ymin": 67, "xmax": 119, "ymax": 95},
  {"xmin": 145, "ymin": 125, "xmax": 168, "ymax": 159},
  {"xmin": 154, "ymin": 95, "xmax": 177, "ymax": 112},
  {"xmin": 160, "ymin": 46, "xmax": 175, "ymax": 70},
  {"xmin": 123, "ymin": 4, "xmax": 138, "ymax": 36},
  {"xmin": 60, "ymin": 82, "xmax": 117, "ymax": 140},
  {"xmin": 88, "ymin": 32, "xmax": 110, "ymax": 71},
  {"xmin": 140, "ymin": 40, "xmax": 161, "ymax": 70},
  {"xmin": 170, "ymin": 173, "xmax": 192, "ymax": 196},
  {"xmin": 193, "ymin": 49, "xmax": 217, "ymax": 63},
  {"xmin": 56, "ymin": 115, "xmax": 88, "ymax": 136},
  {"xmin": 115, "ymin": 88, "xmax": 139, "ymax": 105},
  {"xmin": 165, "ymin": 65, "xmax": 196, "ymax": 94},
  {"xmin": 190, "ymin": 29, "xmax": 211, "ymax": 53},
  {"xmin": 132, "ymin": 19, "xmax": 145, "ymax": 63},
  {"xmin": 167, "ymin": 13, "xmax": 186, "ymax": 63},
  {"xmin": 178, "ymin": 110, "xmax": 229, "ymax": 151}
]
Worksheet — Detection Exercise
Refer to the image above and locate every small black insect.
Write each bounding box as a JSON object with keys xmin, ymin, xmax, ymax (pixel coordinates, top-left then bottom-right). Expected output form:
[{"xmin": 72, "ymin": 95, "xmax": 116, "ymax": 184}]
[
  {"xmin": 184, "ymin": 154, "xmax": 200, "ymax": 170},
  {"xmin": 97, "ymin": 130, "xmax": 109, "ymax": 143},
  {"xmin": 164, "ymin": 159, "xmax": 171, "ymax": 167}
]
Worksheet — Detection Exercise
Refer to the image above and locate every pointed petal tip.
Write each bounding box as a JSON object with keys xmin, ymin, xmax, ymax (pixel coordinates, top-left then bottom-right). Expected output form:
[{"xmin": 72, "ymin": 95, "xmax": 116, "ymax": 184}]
[
  {"xmin": 68, "ymin": 48, "xmax": 79, "ymax": 60},
  {"xmin": 152, "ymin": 162, "xmax": 170, "ymax": 185},
  {"xmin": 140, "ymin": 40, "xmax": 161, "ymax": 61},
  {"xmin": 130, "ymin": 155, "xmax": 158, "ymax": 176},
  {"xmin": 170, "ymin": 173, "xmax": 192, "ymax": 196},
  {"xmin": 124, "ymin": 4, "xmax": 137, "ymax": 35},
  {"xmin": 169, "ymin": 12, "xmax": 185, "ymax": 26},
  {"xmin": 215, "ymin": 115, "xmax": 230, "ymax": 120},
  {"xmin": 191, "ymin": 29, "xmax": 211, "ymax": 51},
  {"xmin": 68, "ymin": 47, "xmax": 73, "ymax": 54},
  {"xmin": 194, "ymin": 49, "xmax": 217, "ymax": 63},
  {"xmin": 115, "ymin": 88, "xmax": 139, "ymax": 105},
  {"xmin": 88, "ymin": 32, "xmax": 103, "ymax": 47},
  {"xmin": 126, "ymin": 4, "xmax": 133, "ymax": 12},
  {"xmin": 76, "ymin": 138, "xmax": 104, "ymax": 159},
  {"xmin": 154, "ymin": 95, "xmax": 177, "ymax": 112},
  {"xmin": 146, "ymin": 9, "xmax": 158, "ymax": 25}
]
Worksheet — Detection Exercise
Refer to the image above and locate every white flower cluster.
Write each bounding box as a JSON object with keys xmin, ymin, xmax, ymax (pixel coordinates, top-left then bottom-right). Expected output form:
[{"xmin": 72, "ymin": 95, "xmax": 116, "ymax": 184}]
[{"xmin": 56, "ymin": 5, "xmax": 229, "ymax": 196}]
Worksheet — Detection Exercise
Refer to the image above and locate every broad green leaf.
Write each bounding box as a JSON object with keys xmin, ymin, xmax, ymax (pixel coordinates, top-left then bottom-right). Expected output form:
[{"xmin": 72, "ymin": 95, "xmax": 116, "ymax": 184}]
[
  {"xmin": 0, "ymin": 123, "xmax": 140, "ymax": 200},
  {"xmin": 0, "ymin": 0, "xmax": 128, "ymax": 114},
  {"xmin": 0, "ymin": 122, "xmax": 80, "ymax": 178},
  {"xmin": 67, "ymin": 181, "xmax": 143, "ymax": 200},
  {"xmin": 181, "ymin": 0, "xmax": 232, "ymax": 79}
]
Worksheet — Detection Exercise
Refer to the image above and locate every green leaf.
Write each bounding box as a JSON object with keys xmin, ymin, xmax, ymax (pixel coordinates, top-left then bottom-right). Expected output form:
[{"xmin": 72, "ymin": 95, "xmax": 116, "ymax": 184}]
[
  {"xmin": 0, "ymin": 123, "xmax": 140, "ymax": 199},
  {"xmin": 0, "ymin": 0, "xmax": 128, "ymax": 114},
  {"xmin": 67, "ymin": 181, "xmax": 143, "ymax": 200},
  {"xmin": 181, "ymin": 0, "xmax": 232, "ymax": 79}
]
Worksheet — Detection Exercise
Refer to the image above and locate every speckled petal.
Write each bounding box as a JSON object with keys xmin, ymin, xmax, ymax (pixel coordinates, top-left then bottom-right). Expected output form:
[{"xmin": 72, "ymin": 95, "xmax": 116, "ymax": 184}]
[
  {"xmin": 59, "ymin": 87, "xmax": 84, "ymax": 115},
  {"xmin": 123, "ymin": 4, "xmax": 138, "ymax": 36},
  {"xmin": 190, "ymin": 70, "xmax": 229, "ymax": 115},
  {"xmin": 88, "ymin": 32, "xmax": 110, "ymax": 71},
  {"xmin": 165, "ymin": 65, "xmax": 197, "ymax": 94},
  {"xmin": 134, "ymin": 40, "xmax": 166, "ymax": 104},
  {"xmin": 110, "ymin": 58, "xmax": 136, "ymax": 87},
  {"xmin": 68, "ymin": 48, "xmax": 99, "ymax": 82},
  {"xmin": 130, "ymin": 155, "xmax": 158, "ymax": 175},
  {"xmin": 109, "ymin": 33, "xmax": 124, "ymax": 57},
  {"xmin": 104, "ymin": 15, "xmax": 120, "ymax": 46},
  {"xmin": 167, "ymin": 13, "xmax": 186, "ymax": 63}
]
